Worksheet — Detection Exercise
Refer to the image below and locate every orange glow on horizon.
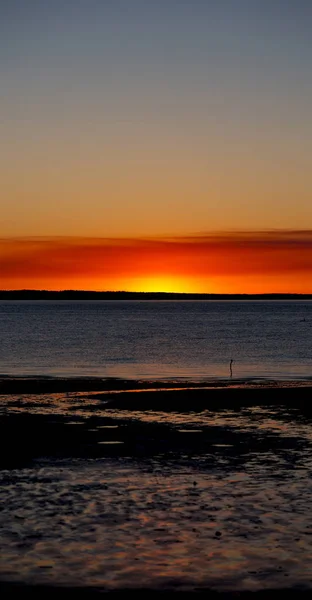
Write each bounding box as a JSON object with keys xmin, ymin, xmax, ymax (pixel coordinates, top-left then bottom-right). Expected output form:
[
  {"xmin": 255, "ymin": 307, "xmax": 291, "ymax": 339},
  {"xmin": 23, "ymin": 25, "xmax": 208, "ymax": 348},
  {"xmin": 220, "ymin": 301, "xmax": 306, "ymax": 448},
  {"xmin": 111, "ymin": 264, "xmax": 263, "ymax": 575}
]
[
  {"xmin": 1, "ymin": 231, "xmax": 312, "ymax": 294},
  {"xmin": 119, "ymin": 276, "xmax": 208, "ymax": 294}
]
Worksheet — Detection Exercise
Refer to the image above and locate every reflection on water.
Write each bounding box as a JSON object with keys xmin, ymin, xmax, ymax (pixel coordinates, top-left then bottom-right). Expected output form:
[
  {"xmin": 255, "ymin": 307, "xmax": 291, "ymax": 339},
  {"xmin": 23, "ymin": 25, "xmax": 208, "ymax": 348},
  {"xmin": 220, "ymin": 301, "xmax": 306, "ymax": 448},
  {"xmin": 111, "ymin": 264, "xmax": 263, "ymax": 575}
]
[
  {"xmin": 1, "ymin": 456, "xmax": 312, "ymax": 591},
  {"xmin": 1, "ymin": 392, "xmax": 312, "ymax": 591}
]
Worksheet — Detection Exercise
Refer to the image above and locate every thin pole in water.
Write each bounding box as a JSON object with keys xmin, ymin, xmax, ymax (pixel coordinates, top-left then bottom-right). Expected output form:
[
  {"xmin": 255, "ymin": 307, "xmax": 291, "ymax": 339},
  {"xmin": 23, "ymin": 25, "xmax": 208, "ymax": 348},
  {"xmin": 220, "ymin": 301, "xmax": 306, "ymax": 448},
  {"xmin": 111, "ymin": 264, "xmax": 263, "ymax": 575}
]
[{"xmin": 230, "ymin": 359, "xmax": 233, "ymax": 378}]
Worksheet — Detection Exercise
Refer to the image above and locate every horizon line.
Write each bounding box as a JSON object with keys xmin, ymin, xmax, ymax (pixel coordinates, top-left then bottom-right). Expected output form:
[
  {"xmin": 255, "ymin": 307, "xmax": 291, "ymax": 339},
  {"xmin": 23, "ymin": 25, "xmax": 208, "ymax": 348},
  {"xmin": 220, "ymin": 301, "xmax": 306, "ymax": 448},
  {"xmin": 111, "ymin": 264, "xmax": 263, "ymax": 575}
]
[{"xmin": 2, "ymin": 290, "xmax": 312, "ymax": 297}]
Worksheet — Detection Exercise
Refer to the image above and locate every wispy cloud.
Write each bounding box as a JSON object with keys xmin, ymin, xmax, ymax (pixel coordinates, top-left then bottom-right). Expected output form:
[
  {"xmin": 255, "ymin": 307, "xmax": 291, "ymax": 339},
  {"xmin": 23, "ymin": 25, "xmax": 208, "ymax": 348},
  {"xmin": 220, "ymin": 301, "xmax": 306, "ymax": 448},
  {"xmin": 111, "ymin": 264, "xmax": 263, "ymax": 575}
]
[{"xmin": 1, "ymin": 231, "xmax": 312, "ymax": 291}]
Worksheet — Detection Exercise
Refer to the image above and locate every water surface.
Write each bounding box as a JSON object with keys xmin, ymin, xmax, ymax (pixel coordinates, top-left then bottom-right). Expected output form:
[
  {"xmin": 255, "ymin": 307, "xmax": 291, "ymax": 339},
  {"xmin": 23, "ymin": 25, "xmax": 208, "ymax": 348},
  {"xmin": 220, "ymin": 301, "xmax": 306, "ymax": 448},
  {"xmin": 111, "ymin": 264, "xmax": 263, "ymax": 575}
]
[{"xmin": 1, "ymin": 300, "xmax": 312, "ymax": 380}]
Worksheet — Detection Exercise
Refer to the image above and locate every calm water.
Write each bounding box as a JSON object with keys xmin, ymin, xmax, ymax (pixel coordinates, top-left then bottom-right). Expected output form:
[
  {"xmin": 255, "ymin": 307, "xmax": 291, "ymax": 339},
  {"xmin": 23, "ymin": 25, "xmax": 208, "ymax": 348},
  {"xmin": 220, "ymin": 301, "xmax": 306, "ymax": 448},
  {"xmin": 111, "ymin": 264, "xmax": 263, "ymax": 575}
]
[{"xmin": 1, "ymin": 300, "xmax": 312, "ymax": 380}]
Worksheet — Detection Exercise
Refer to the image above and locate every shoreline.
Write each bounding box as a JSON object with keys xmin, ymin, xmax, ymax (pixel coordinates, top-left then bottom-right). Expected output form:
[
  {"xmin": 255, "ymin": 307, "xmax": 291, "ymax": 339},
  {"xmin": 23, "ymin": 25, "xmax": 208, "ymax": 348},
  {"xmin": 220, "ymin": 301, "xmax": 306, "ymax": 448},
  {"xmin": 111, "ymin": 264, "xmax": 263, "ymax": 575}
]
[
  {"xmin": 1, "ymin": 375, "xmax": 312, "ymax": 396},
  {"xmin": 0, "ymin": 375, "xmax": 312, "ymax": 411}
]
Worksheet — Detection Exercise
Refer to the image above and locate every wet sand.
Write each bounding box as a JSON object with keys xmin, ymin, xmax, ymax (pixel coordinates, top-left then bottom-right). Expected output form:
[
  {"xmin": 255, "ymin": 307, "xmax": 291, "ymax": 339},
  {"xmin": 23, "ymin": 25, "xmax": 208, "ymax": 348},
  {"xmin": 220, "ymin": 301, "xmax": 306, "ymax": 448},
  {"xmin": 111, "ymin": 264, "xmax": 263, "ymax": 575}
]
[
  {"xmin": 1, "ymin": 379, "xmax": 312, "ymax": 594},
  {"xmin": 1, "ymin": 375, "xmax": 312, "ymax": 395}
]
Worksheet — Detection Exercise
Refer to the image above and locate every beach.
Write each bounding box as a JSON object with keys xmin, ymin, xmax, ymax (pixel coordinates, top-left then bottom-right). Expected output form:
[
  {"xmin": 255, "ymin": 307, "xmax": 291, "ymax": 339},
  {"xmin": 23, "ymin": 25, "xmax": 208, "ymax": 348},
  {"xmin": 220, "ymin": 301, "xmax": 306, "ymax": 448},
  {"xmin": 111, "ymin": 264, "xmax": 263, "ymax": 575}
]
[{"xmin": 1, "ymin": 378, "xmax": 312, "ymax": 595}]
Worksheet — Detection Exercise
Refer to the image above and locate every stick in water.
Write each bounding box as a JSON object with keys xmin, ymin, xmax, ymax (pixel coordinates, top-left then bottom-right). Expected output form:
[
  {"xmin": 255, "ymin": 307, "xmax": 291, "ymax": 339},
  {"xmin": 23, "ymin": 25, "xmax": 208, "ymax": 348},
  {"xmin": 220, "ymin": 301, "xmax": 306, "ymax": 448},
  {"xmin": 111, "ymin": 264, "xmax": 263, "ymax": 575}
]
[{"xmin": 230, "ymin": 359, "xmax": 233, "ymax": 378}]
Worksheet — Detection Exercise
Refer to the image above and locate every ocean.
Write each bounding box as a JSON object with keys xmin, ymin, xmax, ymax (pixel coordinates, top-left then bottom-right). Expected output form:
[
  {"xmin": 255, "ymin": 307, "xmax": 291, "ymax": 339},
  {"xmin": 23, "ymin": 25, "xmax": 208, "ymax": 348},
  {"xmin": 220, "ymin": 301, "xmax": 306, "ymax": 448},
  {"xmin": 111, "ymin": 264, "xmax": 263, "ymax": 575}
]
[{"xmin": 1, "ymin": 300, "xmax": 312, "ymax": 380}]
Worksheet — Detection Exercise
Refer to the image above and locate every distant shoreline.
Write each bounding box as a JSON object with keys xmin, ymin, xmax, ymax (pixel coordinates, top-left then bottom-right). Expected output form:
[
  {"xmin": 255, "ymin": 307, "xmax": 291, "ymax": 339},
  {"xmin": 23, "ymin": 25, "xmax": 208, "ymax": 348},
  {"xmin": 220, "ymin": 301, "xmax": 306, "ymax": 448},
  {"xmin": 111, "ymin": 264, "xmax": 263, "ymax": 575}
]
[
  {"xmin": 0, "ymin": 583, "xmax": 310, "ymax": 598},
  {"xmin": 1, "ymin": 290, "xmax": 312, "ymax": 300}
]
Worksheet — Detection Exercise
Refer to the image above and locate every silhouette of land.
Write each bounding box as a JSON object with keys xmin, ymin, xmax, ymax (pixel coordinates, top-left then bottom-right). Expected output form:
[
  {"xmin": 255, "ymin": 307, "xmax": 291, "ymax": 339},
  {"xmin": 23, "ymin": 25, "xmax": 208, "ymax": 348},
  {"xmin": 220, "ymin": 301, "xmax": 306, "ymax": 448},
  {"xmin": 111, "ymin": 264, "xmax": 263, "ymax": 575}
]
[{"xmin": 1, "ymin": 290, "xmax": 312, "ymax": 300}]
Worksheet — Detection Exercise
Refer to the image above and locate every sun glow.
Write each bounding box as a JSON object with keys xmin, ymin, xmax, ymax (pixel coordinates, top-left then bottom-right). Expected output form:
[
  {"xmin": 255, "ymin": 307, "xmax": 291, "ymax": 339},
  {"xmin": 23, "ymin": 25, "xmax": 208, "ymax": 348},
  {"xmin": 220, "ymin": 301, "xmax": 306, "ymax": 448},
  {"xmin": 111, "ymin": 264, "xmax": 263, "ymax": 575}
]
[
  {"xmin": 122, "ymin": 276, "xmax": 195, "ymax": 294},
  {"xmin": 2, "ymin": 234, "xmax": 312, "ymax": 294}
]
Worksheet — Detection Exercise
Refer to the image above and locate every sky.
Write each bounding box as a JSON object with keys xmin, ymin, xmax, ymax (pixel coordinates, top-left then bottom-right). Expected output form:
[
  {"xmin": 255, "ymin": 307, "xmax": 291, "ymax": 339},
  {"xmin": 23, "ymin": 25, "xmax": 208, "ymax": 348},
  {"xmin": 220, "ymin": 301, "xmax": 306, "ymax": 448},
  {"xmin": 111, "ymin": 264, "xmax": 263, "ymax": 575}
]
[{"xmin": 1, "ymin": 1, "xmax": 312, "ymax": 291}]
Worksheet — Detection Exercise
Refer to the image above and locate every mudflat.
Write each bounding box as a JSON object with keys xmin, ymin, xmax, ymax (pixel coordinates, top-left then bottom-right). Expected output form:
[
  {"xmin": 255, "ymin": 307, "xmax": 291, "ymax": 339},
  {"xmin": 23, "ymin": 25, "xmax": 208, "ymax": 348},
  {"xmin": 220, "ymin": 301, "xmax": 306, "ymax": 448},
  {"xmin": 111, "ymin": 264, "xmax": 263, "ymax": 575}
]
[{"xmin": 1, "ymin": 380, "xmax": 312, "ymax": 594}]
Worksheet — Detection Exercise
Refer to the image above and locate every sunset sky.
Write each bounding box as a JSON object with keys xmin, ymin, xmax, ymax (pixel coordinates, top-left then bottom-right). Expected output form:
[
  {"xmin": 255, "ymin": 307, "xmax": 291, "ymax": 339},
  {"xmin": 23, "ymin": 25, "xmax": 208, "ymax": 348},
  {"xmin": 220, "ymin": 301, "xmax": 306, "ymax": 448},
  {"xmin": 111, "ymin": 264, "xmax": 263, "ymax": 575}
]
[{"xmin": 1, "ymin": 1, "xmax": 312, "ymax": 292}]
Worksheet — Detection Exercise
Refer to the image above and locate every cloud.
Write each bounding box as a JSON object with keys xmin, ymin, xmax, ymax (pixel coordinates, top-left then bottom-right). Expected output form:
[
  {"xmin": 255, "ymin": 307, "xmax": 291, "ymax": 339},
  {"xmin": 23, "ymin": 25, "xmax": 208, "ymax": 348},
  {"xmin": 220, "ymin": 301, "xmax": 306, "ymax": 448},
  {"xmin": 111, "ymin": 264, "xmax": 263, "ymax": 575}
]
[{"xmin": 1, "ymin": 231, "xmax": 312, "ymax": 290}]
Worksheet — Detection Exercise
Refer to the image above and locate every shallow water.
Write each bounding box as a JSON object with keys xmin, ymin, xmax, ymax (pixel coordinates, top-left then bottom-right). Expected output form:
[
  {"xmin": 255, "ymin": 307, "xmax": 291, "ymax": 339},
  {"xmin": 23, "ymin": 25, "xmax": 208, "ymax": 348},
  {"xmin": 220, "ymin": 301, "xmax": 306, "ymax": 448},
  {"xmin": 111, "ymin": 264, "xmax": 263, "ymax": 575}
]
[
  {"xmin": 2, "ymin": 456, "xmax": 312, "ymax": 592},
  {"xmin": 1, "ymin": 391, "xmax": 312, "ymax": 591},
  {"xmin": 1, "ymin": 300, "xmax": 312, "ymax": 380}
]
